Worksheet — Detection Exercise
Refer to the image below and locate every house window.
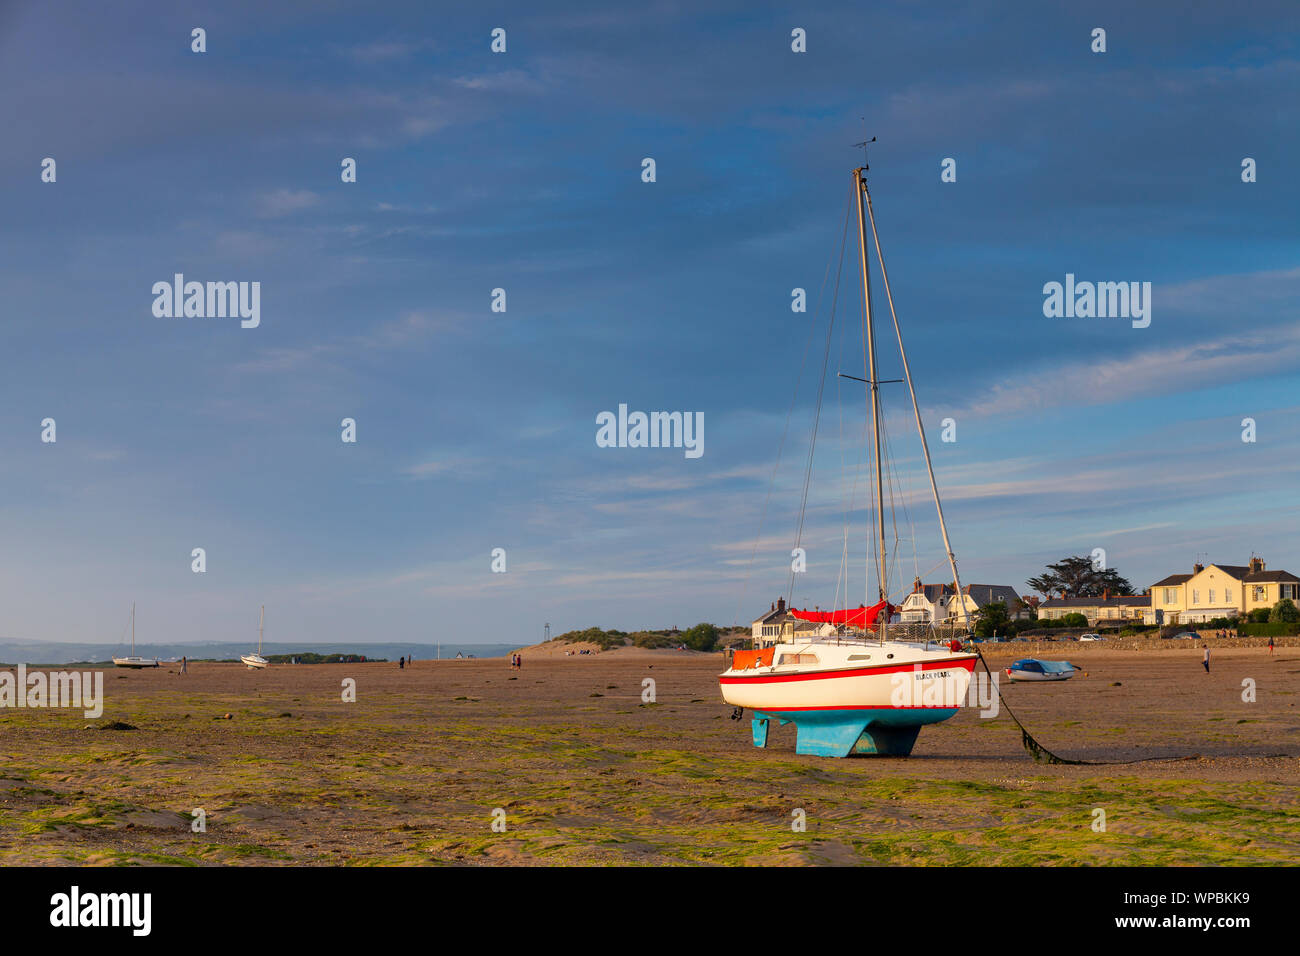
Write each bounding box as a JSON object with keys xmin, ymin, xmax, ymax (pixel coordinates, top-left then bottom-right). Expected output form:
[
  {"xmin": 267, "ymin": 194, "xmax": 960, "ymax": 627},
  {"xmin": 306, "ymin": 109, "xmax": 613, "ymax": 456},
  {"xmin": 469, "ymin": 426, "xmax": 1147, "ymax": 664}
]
[
  {"xmin": 1163, "ymin": 588, "xmax": 1176, "ymax": 604},
  {"xmin": 1192, "ymin": 589, "xmax": 1199, "ymax": 604},
  {"xmin": 1209, "ymin": 589, "xmax": 1215, "ymax": 604},
  {"xmin": 1283, "ymin": 584, "xmax": 1298, "ymax": 601}
]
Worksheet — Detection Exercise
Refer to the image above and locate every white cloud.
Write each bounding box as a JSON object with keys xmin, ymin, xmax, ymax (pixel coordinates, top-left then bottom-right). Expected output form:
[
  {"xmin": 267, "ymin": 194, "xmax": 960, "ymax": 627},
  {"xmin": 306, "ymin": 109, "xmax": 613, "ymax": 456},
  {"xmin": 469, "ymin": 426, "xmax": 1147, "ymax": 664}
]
[
  {"xmin": 958, "ymin": 322, "xmax": 1300, "ymax": 420},
  {"xmin": 453, "ymin": 70, "xmax": 545, "ymax": 95},
  {"xmin": 257, "ymin": 189, "xmax": 321, "ymax": 218}
]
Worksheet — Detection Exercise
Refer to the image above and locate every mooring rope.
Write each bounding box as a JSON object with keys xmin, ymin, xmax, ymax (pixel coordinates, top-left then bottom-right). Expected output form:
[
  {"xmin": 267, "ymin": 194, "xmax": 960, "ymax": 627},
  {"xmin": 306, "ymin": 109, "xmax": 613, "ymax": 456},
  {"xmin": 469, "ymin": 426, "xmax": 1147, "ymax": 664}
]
[
  {"xmin": 970, "ymin": 645, "xmax": 1093, "ymax": 765},
  {"xmin": 970, "ymin": 645, "xmax": 1290, "ymax": 766}
]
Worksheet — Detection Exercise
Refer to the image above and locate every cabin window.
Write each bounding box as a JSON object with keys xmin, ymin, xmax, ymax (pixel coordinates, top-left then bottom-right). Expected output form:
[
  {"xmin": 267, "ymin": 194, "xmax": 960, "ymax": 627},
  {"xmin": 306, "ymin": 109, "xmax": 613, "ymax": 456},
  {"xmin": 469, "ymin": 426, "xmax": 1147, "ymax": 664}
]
[
  {"xmin": 847, "ymin": 654, "xmax": 872, "ymax": 661},
  {"xmin": 777, "ymin": 653, "xmax": 819, "ymax": 665}
]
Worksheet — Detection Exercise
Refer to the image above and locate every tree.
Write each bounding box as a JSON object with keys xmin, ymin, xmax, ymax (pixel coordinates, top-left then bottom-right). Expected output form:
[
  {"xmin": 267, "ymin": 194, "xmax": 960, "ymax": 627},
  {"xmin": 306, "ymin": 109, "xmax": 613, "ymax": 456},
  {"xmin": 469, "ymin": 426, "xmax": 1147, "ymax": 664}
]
[
  {"xmin": 974, "ymin": 601, "xmax": 1011, "ymax": 638},
  {"xmin": 681, "ymin": 623, "xmax": 720, "ymax": 652},
  {"xmin": 1248, "ymin": 607, "xmax": 1271, "ymax": 624},
  {"xmin": 1269, "ymin": 599, "xmax": 1300, "ymax": 624},
  {"xmin": 1027, "ymin": 555, "xmax": 1135, "ymax": 598},
  {"xmin": 1060, "ymin": 612, "xmax": 1089, "ymax": 627}
]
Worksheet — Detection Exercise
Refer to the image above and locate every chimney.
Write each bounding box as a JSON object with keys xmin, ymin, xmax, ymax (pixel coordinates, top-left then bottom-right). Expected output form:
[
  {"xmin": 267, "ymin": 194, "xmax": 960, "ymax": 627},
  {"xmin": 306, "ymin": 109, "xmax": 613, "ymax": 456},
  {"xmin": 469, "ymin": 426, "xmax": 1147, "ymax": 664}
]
[
  {"xmin": 1103, "ymin": 588, "xmax": 1109, "ymax": 600},
  {"xmin": 777, "ymin": 597, "xmax": 786, "ymax": 613},
  {"xmin": 1193, "ymin": 562, "xmax": 1204, "ymax": 575},
  {"xmin": 1249, "ymin": 556, "xmax": 1264, "ymax": 573},
  {"xmin": 912, "ymin": 576, "xmax": 923, "ymax": 593}
]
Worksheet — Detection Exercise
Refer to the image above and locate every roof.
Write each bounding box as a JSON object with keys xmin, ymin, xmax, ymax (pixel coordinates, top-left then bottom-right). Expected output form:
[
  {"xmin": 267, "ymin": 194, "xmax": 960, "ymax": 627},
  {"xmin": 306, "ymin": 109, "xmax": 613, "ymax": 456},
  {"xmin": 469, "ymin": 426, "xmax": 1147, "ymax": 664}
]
[
  {"xmin": 750, "ymin": 609, "xmax": 836, "ymax": 630},
  {"xmin": 1151, "ymin": 574, "xmax": 1192, "ymax": 587},
  {"xmin": 1040, "ymin": 595, "xmax": 1151, "ymax": 608},
  {"xmin": 1211, "ymin": 565, "xmax": 1252, "ymax": 579},
  {"xmin": 956, "ymin": 584, "xmax": 1021, "ymax": 606},
  {"xmin": 906, "ymin": 583, "xmax": 954, "ymax": 602},
  {"xmin": 1244, "ymin": 570, "xmax": 1300, "ymax": 583}
]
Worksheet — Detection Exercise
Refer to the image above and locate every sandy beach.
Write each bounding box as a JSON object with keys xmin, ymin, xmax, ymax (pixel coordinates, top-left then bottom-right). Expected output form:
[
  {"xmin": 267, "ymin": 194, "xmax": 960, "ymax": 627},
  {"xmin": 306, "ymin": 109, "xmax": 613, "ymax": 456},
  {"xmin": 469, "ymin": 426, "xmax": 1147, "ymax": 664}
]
[{"xmin": 1, "ymin": 643, "xmax": 1296, "ymax": 865}]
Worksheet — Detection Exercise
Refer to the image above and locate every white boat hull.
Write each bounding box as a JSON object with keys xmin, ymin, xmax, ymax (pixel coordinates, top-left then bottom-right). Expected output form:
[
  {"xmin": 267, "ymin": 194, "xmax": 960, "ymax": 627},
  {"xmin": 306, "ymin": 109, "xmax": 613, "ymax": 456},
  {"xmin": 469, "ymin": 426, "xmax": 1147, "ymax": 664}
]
[
  {"xmin": 112, "ymin": 657, "xmax": 159, "ymax": 669},
  {"xmin": 241, "ymin": 654, "xmax": 269, "ymax": 669},
  {"xmin": 720, "ymin": 640, "xmax": 977, "ymax": 756}
]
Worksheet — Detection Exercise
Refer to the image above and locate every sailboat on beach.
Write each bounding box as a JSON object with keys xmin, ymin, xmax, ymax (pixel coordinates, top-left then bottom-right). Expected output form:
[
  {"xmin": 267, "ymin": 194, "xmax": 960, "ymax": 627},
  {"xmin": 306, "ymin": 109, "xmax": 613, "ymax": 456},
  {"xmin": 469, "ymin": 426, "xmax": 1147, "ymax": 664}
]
[
  {"xmin": 719, "ymin": 150, "xmax": 977, "ymax": 757},
  {"xmin": 241, "ymin": 605, "xmax": 269, "ymax": 669},
  {"xmin": 112, "ymin": 602, "xmax": 160, "ymax": 668}
]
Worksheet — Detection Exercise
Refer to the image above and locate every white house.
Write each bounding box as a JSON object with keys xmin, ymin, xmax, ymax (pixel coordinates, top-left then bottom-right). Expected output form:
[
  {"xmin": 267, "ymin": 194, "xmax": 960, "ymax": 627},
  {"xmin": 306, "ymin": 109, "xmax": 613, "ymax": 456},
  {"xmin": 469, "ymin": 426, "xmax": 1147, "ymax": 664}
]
[
  {"xmin": 946, "ymin": 584, "xmax": 1024, "ymax": 623},
  {"xmin": 750, "ymin": 597, "xmax": 843, "ymax": 647},
  {"xmin": 900, "ymin": 579, "xmax": 1024, "ymax": 624},
  {"xmin": 899, "ymin": 583, "xmax": 953, "ymax": 623}
]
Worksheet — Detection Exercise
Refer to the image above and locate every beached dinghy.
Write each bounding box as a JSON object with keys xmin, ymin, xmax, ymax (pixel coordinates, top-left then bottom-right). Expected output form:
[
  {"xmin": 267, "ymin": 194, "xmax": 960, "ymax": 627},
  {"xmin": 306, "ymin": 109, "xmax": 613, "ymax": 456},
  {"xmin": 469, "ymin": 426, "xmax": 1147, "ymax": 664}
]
[
  {"xmin": 1006, "ymin": 659, "xmax": 1078, "ymax": 682},
  {"xmin": 112, "ymin": 602, "xmax": 160, "ymax": 668},
  {"xmin": 241, "ymin": 605, "xmax": 269, "ymax": 669},
  {"xmin": 719, "ymin": 152, "xmax": 978, "ymax": 757}
]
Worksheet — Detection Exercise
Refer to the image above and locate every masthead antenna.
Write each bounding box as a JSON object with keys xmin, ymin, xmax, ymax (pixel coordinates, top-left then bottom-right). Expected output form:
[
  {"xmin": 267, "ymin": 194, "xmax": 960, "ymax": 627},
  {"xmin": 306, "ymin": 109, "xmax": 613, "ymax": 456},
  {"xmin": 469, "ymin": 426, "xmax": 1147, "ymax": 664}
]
[{"xmin": 852, "ymin": 130, "xmax": 876, "ymax": 171}]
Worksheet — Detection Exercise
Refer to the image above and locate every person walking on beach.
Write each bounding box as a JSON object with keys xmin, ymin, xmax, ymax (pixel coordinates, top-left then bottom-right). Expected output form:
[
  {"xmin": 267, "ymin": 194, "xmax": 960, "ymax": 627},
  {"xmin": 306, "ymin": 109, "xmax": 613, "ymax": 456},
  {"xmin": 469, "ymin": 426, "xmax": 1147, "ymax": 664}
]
[
  {"xmin": 181, "ymin": 655, "xmax": 187, "ymax": 675},
  {"xmin": 1268, "ymin": 636, "xmax": 1275, "ymax": 657},
  {"xmin": 399, "ymin": 656, "xmax": 405, "ymax": 669},
  {"xmin": 1202, "ymin": 644, "xmax": 1211, "ymax": 672}
]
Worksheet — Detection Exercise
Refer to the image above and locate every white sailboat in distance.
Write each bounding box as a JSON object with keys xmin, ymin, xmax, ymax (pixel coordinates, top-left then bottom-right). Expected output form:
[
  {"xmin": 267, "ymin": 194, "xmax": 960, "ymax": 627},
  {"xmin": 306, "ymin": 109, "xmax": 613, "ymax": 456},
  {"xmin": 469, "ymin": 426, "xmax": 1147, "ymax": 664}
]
[
  {"xmin": 112, "ymin": 602, "xmax": 160, "ymax": 668},
  {"xmin": 241, "ymin": 605, "xmax": 269, "ymax": 669}
]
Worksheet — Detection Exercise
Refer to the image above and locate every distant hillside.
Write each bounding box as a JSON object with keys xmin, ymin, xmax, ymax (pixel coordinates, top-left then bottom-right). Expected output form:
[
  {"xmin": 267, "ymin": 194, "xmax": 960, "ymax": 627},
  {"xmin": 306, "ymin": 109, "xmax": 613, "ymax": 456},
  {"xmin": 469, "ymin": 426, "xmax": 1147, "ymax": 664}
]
[
  {"xmin": 0, "ymin": 639, "xmax": 516, "ymax": 666},
  {"xmin": 543, "ymin": 625, "xmax": 746, "ymax": 653}
]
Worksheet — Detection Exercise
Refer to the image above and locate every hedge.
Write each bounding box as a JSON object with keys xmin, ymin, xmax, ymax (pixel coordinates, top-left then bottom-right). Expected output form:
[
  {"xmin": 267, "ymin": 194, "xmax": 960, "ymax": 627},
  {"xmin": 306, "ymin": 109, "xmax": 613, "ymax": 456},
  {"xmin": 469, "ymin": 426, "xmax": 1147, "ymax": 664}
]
[{"xmin": 1238, "ymin": 622, "xmax": 1300, "ymax": 637}]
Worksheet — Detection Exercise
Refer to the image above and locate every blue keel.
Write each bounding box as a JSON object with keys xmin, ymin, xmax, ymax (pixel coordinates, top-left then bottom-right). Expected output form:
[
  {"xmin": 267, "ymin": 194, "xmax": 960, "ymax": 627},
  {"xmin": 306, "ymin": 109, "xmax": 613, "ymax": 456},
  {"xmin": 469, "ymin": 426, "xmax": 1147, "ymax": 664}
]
[
  {"xmin": 850, "ymin": 723, "xmax": 921, "ymax": 756},
  {"xmin": 752, "ymin": 708, "xmax": 957, "ymax": 757}
]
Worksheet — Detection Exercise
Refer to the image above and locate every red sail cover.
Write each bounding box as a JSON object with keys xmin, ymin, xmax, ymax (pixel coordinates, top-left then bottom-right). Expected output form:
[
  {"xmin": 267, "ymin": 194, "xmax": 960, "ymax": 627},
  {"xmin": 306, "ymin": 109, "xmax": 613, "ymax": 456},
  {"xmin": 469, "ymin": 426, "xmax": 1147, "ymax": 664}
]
[{"xmin": 789, "ymin": 600, "xmax": 895, "ymax": 630}]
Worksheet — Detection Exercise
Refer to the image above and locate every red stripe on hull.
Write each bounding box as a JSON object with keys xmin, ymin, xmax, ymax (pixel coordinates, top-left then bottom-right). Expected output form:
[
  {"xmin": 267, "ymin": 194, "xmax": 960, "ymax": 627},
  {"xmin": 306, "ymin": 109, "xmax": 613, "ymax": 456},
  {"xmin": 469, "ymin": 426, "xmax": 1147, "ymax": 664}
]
[{"xmin": 762, "ymin": 703, "xmax": 959, "ymax": 712}]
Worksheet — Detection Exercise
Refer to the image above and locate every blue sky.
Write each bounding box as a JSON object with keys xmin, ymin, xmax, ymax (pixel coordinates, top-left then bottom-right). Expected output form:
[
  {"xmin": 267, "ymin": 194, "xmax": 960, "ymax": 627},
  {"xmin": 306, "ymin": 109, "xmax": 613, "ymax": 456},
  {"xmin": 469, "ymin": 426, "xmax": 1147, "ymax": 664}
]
[{"xmin": 2, "ymin": 1, "xmax": 1298, "ymax": 646}]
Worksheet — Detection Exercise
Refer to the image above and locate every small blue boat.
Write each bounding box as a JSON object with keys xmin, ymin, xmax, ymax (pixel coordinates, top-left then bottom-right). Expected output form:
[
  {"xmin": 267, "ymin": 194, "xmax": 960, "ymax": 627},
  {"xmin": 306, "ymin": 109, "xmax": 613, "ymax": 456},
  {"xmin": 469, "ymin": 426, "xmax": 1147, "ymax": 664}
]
[{"xmin": 1006, "ymin": 658, "xmax": 1079, "ymax": 682}]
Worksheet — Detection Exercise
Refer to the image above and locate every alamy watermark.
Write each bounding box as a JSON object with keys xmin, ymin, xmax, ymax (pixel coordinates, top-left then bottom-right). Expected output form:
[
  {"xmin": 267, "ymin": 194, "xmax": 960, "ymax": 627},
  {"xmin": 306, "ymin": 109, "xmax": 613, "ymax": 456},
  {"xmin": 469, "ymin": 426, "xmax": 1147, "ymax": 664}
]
[
  {"xmin": 1, "ymin": 665, "xmax": 104, "ymax": 718},
  {"xmin": 1042, "ymin": 273, "xmax": 1150, "ymax": 328},
  {"xmin": 50, "ymin": 885, "xmax": 150, "ymax": 936},
  {"xmin": 152, "ymin": 274, "xmax": 260, "ymax": 328},
  {"xmin": 889, "ymin": 665, "xmax": 998, "ymax": 717},
  {"xmin": 596, "ymin": 404, "xmax": 703, "ymax": 459}
]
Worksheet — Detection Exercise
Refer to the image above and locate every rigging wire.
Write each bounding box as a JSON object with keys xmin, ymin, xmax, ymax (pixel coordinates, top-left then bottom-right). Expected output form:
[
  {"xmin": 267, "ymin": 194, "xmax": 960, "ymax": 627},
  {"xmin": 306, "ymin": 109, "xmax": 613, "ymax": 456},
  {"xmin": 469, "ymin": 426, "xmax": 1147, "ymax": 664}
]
[
  {"xmin": 733, "ymin": 179, "xmax": 852, "ymax": 627},
  {"xmin": 787, "ymin": 178, "xmax": 855, "ymax": 603}
]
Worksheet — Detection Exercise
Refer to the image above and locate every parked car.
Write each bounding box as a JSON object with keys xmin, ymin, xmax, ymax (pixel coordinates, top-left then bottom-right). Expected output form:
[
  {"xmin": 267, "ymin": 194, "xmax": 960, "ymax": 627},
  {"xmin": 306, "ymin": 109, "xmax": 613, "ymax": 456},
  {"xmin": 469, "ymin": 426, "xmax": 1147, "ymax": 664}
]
[
  {"xmin": 1079, "ymin": 633, "xmax": 1103, "ymax": 642},
  {"xmin": 1167, "ymin": 630, "xmax": 1201, "ymax": 640}
]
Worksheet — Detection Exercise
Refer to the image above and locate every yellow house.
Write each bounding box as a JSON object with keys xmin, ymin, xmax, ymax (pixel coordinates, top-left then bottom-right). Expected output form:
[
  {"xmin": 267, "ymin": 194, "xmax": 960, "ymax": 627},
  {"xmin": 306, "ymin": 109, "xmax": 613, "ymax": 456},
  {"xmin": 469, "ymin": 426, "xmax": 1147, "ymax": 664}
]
[{"xmin": 1149, "ymin": 558, "xmax": 1299, "ymax": 625}]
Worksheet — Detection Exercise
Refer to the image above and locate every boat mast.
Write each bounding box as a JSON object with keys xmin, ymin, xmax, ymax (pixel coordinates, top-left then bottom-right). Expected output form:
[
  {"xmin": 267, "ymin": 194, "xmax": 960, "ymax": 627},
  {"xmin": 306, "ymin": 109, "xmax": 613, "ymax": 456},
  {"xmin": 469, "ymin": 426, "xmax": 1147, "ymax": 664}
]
[
  {"xmin": 259, "ymin": 605, "xmax": 265, "ymax": 655},
  {"xmin": 131, "ymin": 601, "xmax": 135, "ymax": 656},
  {"xmin": 853, "ymin": 165, "xmax": 888, "ymax": 616},
  {"xmin": 861, "ymin": 177, "xmax": 972, "ymax": 633}
]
